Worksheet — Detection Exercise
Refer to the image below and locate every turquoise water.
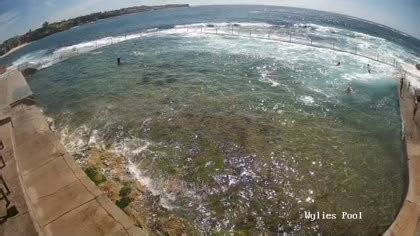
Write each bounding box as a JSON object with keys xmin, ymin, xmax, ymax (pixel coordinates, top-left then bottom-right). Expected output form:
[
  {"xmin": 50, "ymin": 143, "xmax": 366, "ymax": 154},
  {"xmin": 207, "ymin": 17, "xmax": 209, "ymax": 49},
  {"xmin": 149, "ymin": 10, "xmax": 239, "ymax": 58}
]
[{"xmin": 27, "ymin": 31, "xmax": 406, "ymax": 234}]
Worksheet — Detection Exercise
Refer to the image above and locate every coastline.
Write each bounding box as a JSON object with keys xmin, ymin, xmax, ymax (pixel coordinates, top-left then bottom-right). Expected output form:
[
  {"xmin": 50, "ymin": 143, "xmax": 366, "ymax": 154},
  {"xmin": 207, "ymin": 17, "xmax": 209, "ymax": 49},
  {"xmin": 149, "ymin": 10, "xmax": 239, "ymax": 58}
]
[
  {"xmin": 0, "ymin": 4, "xmax": 189, "ymax": 58},
  {"xmin": 0, "ymin": 42, "xmax": 30, "ymax": 59}
]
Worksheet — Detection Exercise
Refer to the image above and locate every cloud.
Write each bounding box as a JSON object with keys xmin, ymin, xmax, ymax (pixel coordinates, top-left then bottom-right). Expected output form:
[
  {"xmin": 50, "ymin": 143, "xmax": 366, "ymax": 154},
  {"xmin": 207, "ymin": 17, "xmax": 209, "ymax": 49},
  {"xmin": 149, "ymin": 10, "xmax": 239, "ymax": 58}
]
[
  {"xmin": 0, "ymin": 10, "xmax": 21, "ymax": 41},
  {"xmin": 0, "ymin": 10, "xmax": 19, "ymax": 27}
]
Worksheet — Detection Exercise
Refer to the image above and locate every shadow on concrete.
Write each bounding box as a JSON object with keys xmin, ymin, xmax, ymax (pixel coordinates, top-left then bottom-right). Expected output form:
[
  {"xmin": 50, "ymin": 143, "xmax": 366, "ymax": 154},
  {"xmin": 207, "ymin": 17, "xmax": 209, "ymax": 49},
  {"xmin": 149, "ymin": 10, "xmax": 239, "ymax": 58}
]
[{"xmin": 0, "ymin": 206, "xmax": 19, "ymax": 225}]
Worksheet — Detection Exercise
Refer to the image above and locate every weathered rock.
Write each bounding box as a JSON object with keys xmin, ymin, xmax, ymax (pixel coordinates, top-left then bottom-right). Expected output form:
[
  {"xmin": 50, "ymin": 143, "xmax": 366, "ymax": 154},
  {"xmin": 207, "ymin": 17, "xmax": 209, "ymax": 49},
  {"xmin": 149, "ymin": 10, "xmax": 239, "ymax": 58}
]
[
  {"xmin": 21, "ymin": 67, "xmax": 38, "ymax": 78},
  {"xmin": 416, "ymin": 64, "xmax": 420, "ymax": 70}
]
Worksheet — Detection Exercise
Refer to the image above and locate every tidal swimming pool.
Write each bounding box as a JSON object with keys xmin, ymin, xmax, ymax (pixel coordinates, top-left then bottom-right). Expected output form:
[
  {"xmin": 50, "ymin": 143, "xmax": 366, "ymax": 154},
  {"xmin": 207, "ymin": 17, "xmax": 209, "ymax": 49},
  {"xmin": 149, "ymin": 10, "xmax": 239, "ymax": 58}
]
[
  {"xmin": 5, "ymin": 5, "xmax": 418, "ymax": 234},
  {"xmin": 26, "ymin": 31, "xmax": 406, "ymax": 234}
]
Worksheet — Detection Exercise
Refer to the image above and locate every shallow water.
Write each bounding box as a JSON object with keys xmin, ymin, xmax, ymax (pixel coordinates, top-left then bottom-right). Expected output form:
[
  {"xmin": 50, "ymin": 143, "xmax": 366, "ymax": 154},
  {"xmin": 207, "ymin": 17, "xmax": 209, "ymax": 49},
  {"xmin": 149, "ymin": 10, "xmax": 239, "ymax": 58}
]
[{"xmin": 3, "ymin": 5, "xmax": 416, "ymax": 235}]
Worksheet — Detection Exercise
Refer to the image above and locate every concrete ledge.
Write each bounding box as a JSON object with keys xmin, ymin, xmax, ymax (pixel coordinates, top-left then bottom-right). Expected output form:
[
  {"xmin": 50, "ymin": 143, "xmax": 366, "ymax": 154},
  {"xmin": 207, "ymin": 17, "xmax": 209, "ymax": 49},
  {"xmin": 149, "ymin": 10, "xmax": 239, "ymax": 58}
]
[
  {"xmin": 6, "ymin": 70, "xmax": 33, "ymax": 107},
  {"xmin": 384, "ymin": 200, "xmax": 417, "ymax": 236},
  {"xmin": 43, "ymin": 200, "xmax": 127, "ymax": 236},
  {"xmin": 0, "ymin": 75, "xmax": 8, "ymax": 107}
]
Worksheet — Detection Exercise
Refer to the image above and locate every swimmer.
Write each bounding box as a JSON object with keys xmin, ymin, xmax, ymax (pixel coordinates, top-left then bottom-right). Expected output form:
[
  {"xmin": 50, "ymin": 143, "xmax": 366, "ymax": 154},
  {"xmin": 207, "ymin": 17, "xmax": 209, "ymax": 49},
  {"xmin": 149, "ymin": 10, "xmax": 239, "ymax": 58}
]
[
  {"xmin": 336, "ymin": 61, "xmax": 341, "ymax": 66},
  {"xmin": 346, "ymin": 86, "xmax": 353, "ymax": 95}
]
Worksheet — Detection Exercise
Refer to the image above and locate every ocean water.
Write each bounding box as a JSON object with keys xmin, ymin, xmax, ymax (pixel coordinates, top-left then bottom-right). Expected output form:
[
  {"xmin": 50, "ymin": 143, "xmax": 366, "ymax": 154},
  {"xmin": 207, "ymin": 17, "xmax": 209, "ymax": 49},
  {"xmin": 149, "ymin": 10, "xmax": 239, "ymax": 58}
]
[{"xmin": 1, "ymin": 5, "xmax": 418, "ymax": 234}]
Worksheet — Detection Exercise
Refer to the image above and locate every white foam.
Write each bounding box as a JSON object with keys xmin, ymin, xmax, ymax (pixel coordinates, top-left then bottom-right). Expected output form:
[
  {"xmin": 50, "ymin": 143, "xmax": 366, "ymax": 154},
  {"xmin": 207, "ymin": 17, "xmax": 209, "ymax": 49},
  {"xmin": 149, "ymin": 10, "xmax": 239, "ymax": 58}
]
[
  {"xmin": 8, "ymin": 21, "xmax": 420, "ymax": 88},
  {"xmin": 132, "ymin": 51, "xmax": 144, "ymax": 56},
  {"xmin": 258, "ymin": 67, "xmax": 280, "ymax": 87},
  {"xmin": 309, "ymin": 87, "xmax": 331, "ymax": 98},
  {"xmin": 300, "ymin": 96, "xmax": 315, "ymax": 105},
  {"xmin": 175, "ymin": 22, "xmax": 274, "ymax": 29},
  {"xmin": 56, "ymin": 121, "xmax": 177, "ymax": 208}
]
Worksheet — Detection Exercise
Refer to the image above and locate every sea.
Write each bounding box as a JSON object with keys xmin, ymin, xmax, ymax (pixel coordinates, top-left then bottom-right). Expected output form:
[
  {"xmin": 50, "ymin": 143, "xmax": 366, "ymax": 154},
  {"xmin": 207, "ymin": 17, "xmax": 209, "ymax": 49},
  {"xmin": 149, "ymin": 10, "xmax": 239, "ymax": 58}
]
[{"xmin": 1, "ymin": 5, "xmax": 419, "ymax": 235}]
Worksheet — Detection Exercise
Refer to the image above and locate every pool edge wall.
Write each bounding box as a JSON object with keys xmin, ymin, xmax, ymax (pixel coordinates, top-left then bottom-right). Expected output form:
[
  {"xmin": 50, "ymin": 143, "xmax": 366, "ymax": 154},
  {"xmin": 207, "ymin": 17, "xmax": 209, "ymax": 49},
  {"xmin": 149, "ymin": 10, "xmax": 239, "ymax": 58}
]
[{"xmin": 383, "ymin": 84, "xmax": 419, "ymax": 236}]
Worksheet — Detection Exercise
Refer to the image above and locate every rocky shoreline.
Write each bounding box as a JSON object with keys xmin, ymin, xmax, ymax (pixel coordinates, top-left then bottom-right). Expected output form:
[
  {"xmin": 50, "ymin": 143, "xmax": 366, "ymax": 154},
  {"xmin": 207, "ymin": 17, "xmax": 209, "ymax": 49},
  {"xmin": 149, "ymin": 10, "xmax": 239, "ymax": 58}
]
[{"xmin": 66, "ymin": 143, "xmax": 194, "ymax": 234}]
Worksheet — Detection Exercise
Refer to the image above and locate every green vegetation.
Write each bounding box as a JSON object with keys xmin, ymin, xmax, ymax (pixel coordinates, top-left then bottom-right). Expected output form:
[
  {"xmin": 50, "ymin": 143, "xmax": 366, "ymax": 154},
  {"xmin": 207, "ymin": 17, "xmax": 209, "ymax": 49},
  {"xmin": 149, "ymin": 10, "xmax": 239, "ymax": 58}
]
[
  {"xmin": 85, "ymin": 166, "xmax": 107, "ymax": 185},
  {"xmin": 116, "ymin": 196, "xmax": 132, "ymax": 209},
  {"xmin": 0, "ymin": 4, "xmax": 189, "ymax": 56},
  {"xmin": 119, "ymin": 185, "xmax": 132, "ymax": 197},
  {"xmin": 116, "ymin": 185, "xmax": 133, "ymax": 209}
]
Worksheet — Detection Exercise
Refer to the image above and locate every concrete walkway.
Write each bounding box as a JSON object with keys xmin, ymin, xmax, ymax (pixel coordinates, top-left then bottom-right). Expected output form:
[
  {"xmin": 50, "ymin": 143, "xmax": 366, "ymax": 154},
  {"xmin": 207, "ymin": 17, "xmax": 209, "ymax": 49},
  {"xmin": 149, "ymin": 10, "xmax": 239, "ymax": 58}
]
[
  {"xmin": 0, "ymin": 118, "xmax": 37, "ymax": 235},
  {"xmin": 0, "ymin": 70, "xmax": 37, "ymax": 235},
  {"xmin": 0, "ymin": 70, "xmax": 148, "ymax": 235},
  {"xmin": 1, "ymin": 68, "xmax": 415, "ymax": 235},
  {"xmin": 384, "ymin": 84, "xmax": 420, "ymax": 236}
]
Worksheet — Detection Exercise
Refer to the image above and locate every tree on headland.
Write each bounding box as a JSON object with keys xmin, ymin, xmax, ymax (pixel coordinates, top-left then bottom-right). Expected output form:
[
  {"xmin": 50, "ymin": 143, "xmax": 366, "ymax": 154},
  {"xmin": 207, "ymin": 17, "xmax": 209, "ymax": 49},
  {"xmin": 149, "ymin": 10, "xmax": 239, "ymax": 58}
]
[{"xmin": 42, "ymin": 21, "xmax": 49, "ymax": 28}]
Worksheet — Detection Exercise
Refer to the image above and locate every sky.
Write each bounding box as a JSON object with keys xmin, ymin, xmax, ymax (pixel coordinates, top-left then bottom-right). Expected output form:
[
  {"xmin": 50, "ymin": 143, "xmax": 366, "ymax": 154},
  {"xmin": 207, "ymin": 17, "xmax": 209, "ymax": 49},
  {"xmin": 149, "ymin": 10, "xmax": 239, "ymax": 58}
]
[{"xmin": 0, "ymin": 0, "xmax": 419, "ymax": 42}]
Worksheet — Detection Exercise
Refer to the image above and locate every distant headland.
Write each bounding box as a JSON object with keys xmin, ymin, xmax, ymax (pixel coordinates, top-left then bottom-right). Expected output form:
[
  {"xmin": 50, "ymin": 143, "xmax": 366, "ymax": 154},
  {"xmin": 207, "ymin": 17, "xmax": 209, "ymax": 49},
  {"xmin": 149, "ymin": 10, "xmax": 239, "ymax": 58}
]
[{"xmin": 0, "ymin": 4, "xmax": 189, "ymax": 57}]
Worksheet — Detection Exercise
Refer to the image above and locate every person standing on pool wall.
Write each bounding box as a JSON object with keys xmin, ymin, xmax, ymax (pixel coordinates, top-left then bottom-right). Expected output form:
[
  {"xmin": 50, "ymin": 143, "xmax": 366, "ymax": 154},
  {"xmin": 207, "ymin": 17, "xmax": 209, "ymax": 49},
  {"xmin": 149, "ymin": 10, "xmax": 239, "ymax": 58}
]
[
  {"xmin": 400, "ymin": 77, "xmax": 405, "ymax": 98},
  {"xmin": 414, "ymin": 90, "xmax": 420, "ymax": 121},
  {"xmin": 0, "ymin": 139, "xmax": 3, "ymax": 165}
]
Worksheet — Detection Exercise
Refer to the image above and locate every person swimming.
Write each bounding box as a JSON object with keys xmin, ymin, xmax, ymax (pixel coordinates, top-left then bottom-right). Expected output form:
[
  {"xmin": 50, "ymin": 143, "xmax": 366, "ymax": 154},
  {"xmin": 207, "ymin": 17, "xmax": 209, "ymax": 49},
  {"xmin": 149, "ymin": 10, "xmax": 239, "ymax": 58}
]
[
  {"xmin": 367, "ymin": 64, "xmax": 371, "ymax": 73},
  {"xmin": 346, "ymin": 86, "xmax": 353, "ymax": 95},
  {"xmin": 336, "ymin": 61, "xmax": 341, "ymax": 66}
]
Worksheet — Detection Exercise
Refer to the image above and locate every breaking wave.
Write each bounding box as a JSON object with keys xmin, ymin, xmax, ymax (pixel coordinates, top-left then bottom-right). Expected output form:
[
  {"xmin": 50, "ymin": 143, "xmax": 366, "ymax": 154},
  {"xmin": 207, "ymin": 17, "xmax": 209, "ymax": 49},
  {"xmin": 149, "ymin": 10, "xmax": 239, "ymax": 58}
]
[{"xmin": 8, "ymin": 21, "xmax": 420, "ymax": 87}]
